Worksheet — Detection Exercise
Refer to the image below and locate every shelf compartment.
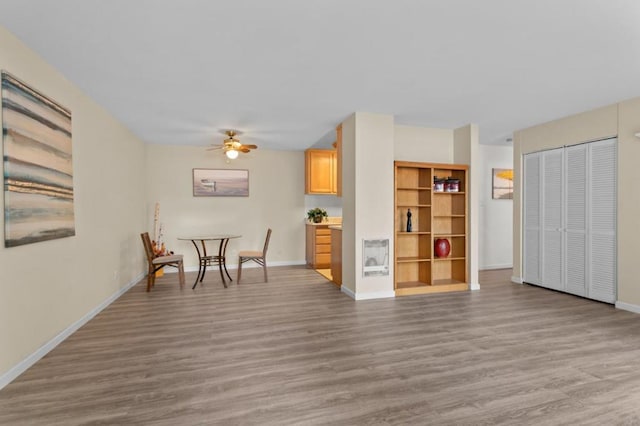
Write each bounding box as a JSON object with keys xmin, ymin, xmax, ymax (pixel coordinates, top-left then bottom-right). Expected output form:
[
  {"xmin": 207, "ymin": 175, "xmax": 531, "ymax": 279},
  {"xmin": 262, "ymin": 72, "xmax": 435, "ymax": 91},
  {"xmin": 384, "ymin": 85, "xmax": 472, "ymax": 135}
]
[
  {"xmin": 433, "ymin": 169, "xmax": 466, "ymax": 192},
  {"xmin": 432, "ymin": 236, "xmax": 465, "ymax": 259},
  {"xmin": 396, "ymin": 234, "xmax": 431, "ymax": 259},
  {"xmin": 396, "ymin": 167, "xmax": 433, "ymax": 189},
  {"xmin": 433, "ymin": 216, "xmax": 465, "ymax": 235},
  {"xmin": 432, "ymin": 258, "xmax": 466, "ymax": 283},
  {"xmin": 397, "ymin": 188, "xmax": 431, "ymax": 206},
  {"xmin": 433, "ymin": 192, "xmax": 465, "ymax": 217},
  {"xmin": 396, "ymin": 206, "xmax": 430, "ymax": 233},
  {"xmin": 396, "ymin": 262, "xmax": 431, "ymax": 286}
]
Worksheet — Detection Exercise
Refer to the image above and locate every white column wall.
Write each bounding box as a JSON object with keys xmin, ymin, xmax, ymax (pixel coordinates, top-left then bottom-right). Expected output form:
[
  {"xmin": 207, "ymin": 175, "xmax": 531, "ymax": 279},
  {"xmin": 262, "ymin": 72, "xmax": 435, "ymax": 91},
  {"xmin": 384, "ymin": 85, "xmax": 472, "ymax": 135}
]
[{"xmin": 478, "ymin": 145, "xmax": 513, "ymax": 270}]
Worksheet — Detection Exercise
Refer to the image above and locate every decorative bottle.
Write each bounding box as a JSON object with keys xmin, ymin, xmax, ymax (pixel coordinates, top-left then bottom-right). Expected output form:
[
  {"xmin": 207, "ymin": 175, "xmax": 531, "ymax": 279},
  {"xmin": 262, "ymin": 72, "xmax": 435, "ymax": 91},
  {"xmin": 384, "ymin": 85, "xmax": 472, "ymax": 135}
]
[{"xmin": 406, "ymin": 209, "xmax": 412, "ymax": 232}]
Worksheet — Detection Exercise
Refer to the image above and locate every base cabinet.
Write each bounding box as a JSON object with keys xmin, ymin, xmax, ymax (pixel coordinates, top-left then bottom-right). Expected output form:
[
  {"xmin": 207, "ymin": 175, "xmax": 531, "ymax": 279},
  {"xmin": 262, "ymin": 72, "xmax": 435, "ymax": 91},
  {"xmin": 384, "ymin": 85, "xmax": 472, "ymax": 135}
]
[
  {"xmin": 330, "ymin": 227, "xmax": 342, "ymax": 286},
  {"xmin": 394, "ymin": 161, "xmax": 468, "ymax": 296},
  {"xmin": 306, "ymin": 224, "xmax": 332, "ymax": 268}
]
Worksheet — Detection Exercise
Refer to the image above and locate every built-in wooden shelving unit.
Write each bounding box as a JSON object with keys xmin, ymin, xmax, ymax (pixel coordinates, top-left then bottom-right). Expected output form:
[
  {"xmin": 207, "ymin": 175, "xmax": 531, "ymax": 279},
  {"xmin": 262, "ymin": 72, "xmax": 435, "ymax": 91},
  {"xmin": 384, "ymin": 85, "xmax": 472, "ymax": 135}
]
[{"xmin": 394, "ymin": 161, "xmax": 469, "ymax": 296}]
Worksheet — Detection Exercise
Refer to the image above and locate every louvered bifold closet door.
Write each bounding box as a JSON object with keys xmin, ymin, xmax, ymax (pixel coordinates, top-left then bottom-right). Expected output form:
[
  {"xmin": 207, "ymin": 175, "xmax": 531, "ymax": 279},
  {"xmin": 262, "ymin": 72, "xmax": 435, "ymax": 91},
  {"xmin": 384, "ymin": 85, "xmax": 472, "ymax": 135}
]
[
  {"xmin": 564, "ymin": 144, "xmax": 587, "ymax": 297},
  {"xmin": 523, "ymin": 153, "xmax": 541, "ymax": 285},
  {"xmin": 541, "ymin": 149, "xmax": 564, "ymax": 291},
  {"xmin": 588, "ymin": 138, "xmax": 617, "ymax": 303}
]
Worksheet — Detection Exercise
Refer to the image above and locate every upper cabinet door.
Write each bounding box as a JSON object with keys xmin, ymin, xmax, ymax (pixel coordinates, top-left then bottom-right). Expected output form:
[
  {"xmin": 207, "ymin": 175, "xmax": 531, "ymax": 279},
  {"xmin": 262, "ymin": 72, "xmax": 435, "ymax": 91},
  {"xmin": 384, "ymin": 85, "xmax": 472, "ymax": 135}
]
[{"xmin": 305, "ymin": 149, "xmax": 336, "ymax": 194}]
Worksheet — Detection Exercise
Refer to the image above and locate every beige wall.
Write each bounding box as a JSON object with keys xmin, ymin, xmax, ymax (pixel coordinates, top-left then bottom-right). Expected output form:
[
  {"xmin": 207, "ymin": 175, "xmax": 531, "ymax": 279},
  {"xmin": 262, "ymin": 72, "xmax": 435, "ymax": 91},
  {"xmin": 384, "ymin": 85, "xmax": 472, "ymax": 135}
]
[
  {"xmin": 478, "ymin": 144, "xmax": 513, "ymax": 269},
  {"xmin": 352, "ymin": 113, "xmax": 395, "ymax": 297},
  {"xmin": 145, "ymin": 145, "xmax": 306, "ymax": 268},
  {"xmin": 615, "ymin": 98, "xmax": 640, "ymax": 307},
  {"xmin": 0, "ymin": 26, "xmax": 147, "ymax": 378},
  {"xmin": 394, "ymin": 125, "xmax": 453, "ymax": 162},
  {"xmin": 513, "ymin": 99, "xmax": 640, "ymax": 307},
  {"xmin": 340, "ymin": 114, "xmax": 357, "ymax": 295},
  {"xmin": 453, "ymin": 125, "xmax": 480, "ymax": 288}
]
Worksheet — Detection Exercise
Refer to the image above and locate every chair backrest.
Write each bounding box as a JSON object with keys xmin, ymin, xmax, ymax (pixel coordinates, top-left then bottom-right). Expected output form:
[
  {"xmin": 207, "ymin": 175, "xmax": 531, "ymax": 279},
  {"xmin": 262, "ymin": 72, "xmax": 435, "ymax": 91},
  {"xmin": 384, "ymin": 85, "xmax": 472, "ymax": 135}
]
[
  {"xmin": 263, "ymin": 228, "xmax": 272, "ymax": 256},
  {"xmin": 140, "ymin": 232, "xmax": 154, "ymax": 263}
]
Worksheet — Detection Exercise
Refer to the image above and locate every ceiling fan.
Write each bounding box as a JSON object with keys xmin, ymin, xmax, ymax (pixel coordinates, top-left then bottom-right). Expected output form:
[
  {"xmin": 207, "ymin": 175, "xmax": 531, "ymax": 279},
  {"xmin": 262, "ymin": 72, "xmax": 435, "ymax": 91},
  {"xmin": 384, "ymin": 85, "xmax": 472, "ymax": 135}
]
[{"xmin": 207, "ymin": 130, "xmax": 258, "ymax": 159}]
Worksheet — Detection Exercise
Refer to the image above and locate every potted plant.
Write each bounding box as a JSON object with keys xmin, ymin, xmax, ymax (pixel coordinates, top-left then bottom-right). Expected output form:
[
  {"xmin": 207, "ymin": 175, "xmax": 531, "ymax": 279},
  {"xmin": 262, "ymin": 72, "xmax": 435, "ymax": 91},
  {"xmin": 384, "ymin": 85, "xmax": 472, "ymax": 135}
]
[{"xmin": 307, "ymin": 207, "xmax": 328, "ymax": 223}]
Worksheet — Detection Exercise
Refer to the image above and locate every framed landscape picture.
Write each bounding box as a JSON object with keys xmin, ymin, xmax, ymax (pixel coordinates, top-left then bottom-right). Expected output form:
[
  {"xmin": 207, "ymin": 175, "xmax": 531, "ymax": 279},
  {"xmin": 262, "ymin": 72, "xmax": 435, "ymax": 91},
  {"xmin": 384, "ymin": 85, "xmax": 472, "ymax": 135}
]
[
  {"xmin": 2, "ymin": 72, "xmax": 75, "ymax": 247},
  {"xmin": 492, "ymin": 168, "xmax": 513, "ymax": 199},
  {"xmin": 193, "ymin": 168, "xmax": 249, "ymax": 197}
]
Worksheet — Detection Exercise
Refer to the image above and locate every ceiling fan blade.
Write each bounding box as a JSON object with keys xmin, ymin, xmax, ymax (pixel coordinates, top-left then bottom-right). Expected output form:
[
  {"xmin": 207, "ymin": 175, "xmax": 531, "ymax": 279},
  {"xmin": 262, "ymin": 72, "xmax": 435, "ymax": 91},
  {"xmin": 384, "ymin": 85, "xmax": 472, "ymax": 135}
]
[
  {"xmin": 241, "ymin": 144, "xmax": 257, "ymax": 150},
  {"xmin": 207, "ymin": 146, "xmax": 223, "ymax": 151},
  {"xmin": 240, "ymin": 147, "xmax": 251, "ymax": 153}
]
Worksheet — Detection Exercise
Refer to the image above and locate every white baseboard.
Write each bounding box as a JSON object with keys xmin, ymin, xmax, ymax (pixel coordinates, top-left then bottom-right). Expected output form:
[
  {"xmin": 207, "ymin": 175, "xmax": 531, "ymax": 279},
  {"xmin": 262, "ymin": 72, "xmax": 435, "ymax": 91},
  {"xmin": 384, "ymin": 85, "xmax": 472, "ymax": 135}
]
[
  {"xmin": 511, "ymin": 276, "xmax": 523, "ymax": 284},
  {"xmin": 480, "ymin": 264, "xmax": 513, "ymax": 271},
  {"xmin": 0, "ymin": 272, "xmax": 144, "ymax": 391},
  {"xmin": 470, "ymin": 283, "xmax": 481, "ymax": 291},
  {"xmin": 341, "ymin": 285, "xmax": 356, "ymax": 299},
  {"xmin": 615, "ymin": 301, "xmax": 640, "ymax": 314},
  {"xmin": 341, "ymin": 286, "xmax": 395, "ymax": 300}
]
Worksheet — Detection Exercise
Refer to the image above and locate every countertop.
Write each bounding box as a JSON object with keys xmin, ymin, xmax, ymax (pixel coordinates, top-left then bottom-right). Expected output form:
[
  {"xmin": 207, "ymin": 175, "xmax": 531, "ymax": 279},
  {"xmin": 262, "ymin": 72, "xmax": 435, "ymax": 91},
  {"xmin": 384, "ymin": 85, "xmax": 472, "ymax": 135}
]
[
  {"xmin": 328, "ymin": 225, "xmax": 342, "ymax": 230},
  {"xmin": 305, "ymin": 217, "xmax": 342, "ymax": 226}
]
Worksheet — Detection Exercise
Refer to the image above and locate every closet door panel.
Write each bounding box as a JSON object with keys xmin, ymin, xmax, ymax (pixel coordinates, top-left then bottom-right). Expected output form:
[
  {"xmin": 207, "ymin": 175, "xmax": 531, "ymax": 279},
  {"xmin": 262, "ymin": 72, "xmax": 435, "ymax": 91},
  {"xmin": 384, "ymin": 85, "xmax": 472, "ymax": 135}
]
[
  {"xmin": 565, "ymin": 233, "xmax": 586, "ymax": 296},
  {"xmin": 588, "ymin": 138, "xmax": 617, "ymax": 303},
  {"xmin": 523, "ymin": 153, "xmax": 541, "ymax": 284},
  {"xmin": 590, "ymin": 234, "xmax": 616, "ymax": 303},
  {"xmin": 565, "ymin": 145, "xmax": 587, "ymax": 297},
  {"xmin": 541, "ymin": 149, "xmax": 564, "ymax": 291}
]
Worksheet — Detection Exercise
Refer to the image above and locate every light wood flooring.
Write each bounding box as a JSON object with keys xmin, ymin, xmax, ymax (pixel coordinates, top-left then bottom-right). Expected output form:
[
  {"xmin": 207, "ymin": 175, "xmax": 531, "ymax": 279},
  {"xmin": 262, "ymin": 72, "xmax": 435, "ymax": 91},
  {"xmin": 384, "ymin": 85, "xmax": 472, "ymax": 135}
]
[{"xmin": 2, "ymin": 267, "xmax": 640, "ymax": 425}]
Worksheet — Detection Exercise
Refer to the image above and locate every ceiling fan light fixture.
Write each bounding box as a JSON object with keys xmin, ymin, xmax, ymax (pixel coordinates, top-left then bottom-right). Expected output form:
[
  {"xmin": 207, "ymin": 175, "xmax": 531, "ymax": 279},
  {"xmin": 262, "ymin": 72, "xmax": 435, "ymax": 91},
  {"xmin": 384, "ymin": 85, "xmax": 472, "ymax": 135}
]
[{"xmin": 225, "ymin": 148, "xmax": 239, "ymax": 160}]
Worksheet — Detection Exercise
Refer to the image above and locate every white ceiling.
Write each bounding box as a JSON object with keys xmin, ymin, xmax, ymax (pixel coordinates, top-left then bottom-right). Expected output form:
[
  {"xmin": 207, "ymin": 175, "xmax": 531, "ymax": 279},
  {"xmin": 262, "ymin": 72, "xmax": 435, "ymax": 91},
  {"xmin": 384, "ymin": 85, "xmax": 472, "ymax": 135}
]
[{"xmin": 2, "ymin": 0, "xmax": 640, "ymax": 150}]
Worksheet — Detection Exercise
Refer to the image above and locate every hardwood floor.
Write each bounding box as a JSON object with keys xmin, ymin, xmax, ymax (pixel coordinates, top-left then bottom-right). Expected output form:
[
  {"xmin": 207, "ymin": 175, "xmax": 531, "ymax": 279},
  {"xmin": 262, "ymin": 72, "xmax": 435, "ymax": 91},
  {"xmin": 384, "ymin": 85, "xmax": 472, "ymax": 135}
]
[{"xmin": 2, "ymin": 267, "xmax": 640, "ymax": 425}]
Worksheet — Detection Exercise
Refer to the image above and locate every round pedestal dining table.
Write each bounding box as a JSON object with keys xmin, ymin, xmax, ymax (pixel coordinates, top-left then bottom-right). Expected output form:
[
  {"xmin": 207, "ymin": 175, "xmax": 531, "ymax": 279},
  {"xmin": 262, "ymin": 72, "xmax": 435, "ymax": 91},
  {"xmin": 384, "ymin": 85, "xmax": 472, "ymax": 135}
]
[{"xmin": 178, "ymin": 235, "xmax": 241, "ymax": 289}]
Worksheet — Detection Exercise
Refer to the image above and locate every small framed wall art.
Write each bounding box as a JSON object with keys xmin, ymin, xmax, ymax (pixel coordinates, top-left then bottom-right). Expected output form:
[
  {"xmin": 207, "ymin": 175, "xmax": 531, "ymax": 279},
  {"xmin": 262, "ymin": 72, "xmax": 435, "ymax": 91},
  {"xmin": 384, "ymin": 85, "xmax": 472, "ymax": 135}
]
[
  {"xmin": 193, "ymin": 168, "xmax": 249, "ymax": 197},
  {"xmin": 492, "ymin": 168, "xmax": 513, "ymax": 200}
]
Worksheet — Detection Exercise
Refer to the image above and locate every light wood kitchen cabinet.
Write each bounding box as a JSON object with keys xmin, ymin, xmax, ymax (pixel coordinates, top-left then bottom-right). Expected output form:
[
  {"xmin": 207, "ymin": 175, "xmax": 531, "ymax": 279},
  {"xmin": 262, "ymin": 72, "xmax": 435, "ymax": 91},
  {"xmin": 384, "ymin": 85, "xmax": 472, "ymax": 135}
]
[
  {"xmin": 306, "ymin": 224, "xmax": 332, "ymax": 268},
  {"xmin": 336, "ymin": 124, "xmax": 342, "ymax": 197},
  {"xmin": 330, "ymin": 226, "xmax": 342, "ymax": 286},
  {"xmin": 305, "ymin": 149, "xmax": 337, "ymax": 194}
]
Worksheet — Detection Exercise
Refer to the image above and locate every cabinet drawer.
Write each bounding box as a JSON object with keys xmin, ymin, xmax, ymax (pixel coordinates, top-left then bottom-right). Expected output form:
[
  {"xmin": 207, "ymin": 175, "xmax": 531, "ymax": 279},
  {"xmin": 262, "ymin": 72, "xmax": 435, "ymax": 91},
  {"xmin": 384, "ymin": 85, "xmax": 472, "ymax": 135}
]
[
  {"xmin": 316, "ymin": 244, "xmax": 331, "ymax": 254},
  {"xmin": 316, "ymin": 228, "xmax": 331, "ymax": 236},
  {"xmin": 315, "ymin": 253, "xmax": 331, "ymax": 266},
  {"xmin": 316, "ymin": 235, "xmax": 331, "ymax": 245}
]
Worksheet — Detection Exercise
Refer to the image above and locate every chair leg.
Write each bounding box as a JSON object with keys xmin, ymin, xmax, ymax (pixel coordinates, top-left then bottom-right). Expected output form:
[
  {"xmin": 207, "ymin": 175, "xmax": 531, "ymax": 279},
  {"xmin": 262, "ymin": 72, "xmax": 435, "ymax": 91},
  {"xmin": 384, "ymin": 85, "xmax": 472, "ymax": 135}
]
[
  {"xmin": 237, "ymin": 257, "xmax": 243, "ymax": 284},
  {"xmin": 263, "ymin": 259, "xmax": 268, "ymax": 283},
  {"xmin": 146, "ymin": 266, "xmax": 154, "ymax": 292},
  {"xmin": 178, "ymin": 261, "xmax": 185, "ymax": 289}
]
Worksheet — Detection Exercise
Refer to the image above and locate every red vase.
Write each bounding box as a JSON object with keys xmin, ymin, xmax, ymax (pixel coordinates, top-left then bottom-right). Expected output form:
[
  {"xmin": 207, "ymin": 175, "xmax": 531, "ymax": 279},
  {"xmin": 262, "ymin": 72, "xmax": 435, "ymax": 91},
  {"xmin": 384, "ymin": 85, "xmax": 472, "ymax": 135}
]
[{"xmin": 434, "ymin": 238, "xmax": 451, "ymax": 258}]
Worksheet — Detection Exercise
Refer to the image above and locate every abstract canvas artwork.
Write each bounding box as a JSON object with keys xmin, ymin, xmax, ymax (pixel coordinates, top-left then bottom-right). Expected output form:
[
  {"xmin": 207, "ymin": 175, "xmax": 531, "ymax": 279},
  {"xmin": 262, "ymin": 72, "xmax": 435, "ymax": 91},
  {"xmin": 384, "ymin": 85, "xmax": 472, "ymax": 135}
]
[
  {"xmin": 2, "ymin": 72, "xmax": 74, "ymax": 247},
  {"xmin": 193, "ymin": 169, "xmax": 249, "ymax": 197},
  {"xmin": 492, "ymin": 168, "xmax": 513, "ymax": 199}
]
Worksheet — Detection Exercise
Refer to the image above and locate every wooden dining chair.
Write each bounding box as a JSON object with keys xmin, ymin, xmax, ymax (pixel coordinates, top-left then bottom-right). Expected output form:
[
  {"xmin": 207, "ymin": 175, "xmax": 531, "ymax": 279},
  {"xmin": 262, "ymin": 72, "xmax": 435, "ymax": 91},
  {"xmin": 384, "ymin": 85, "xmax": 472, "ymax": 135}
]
[
  {"xmin": 140, "ymin": 232, "xmax": 186, "ymax": 292},
  {"xmin": 237, "ymin": 228, "xmax": 272, "ymax": 284}
]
